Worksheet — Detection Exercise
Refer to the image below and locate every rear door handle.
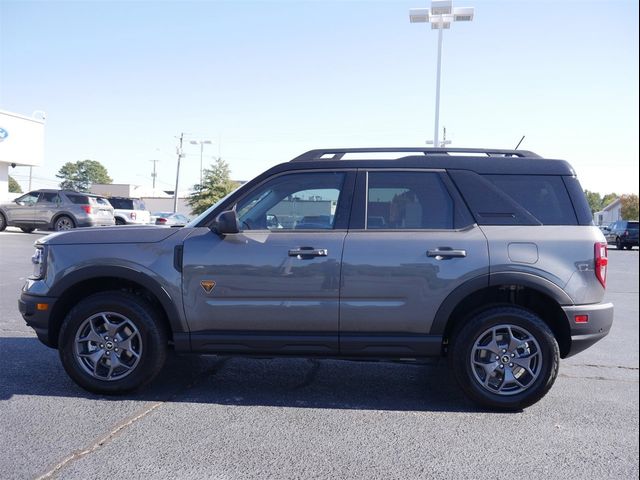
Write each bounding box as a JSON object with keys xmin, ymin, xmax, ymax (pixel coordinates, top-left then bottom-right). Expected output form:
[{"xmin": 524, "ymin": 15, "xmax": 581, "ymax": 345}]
[
  {"xmin": 288, "ymin": 247, "xmax": 328, "ymax": 258},
  {"xmin": 427, "ymin": 248, "xmax": 467, "ymax": 259}
]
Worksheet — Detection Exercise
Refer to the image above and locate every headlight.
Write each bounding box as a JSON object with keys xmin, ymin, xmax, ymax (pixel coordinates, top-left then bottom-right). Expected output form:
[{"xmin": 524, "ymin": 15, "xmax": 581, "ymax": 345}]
[{"xmin": 30, "ymin": 246, "xmax": 46, "ymax": 280}]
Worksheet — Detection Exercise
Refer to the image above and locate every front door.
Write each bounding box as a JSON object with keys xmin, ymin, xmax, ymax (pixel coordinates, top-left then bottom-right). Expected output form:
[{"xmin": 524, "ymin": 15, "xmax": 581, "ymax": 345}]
[
  {"xmin": 340, "ymin": 170, "xmax": 489, "ymax": 356},
  {"xmin": 182, "ymin": 170, "xmax": 355, "ymax": 355},
  {"xmin": 4, "ymin": 191, "xmax": 39, "ymax": 226}
]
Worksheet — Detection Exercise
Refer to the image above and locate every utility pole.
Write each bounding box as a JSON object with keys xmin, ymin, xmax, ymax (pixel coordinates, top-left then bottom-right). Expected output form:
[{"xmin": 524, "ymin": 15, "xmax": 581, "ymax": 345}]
[
  {"xmin": 149, "ymin": 159, "xmax": 159, "ymax": 189},
  {"xmin": 173, "ymin": 133, "xmax": 185, "ymax": 213}
]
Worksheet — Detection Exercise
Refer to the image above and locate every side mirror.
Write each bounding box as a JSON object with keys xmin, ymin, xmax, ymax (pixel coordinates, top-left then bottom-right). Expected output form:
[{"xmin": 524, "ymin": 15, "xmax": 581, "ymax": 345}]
[{"xmin": 213, "ymin": 209, "xmax": 239, "ymax": 235}]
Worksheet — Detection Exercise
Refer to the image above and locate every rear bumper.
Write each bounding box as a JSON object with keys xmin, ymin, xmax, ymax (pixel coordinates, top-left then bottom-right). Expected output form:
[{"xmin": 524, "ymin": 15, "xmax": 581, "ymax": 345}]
[
  {"xmin": 19, "ymin": 292, "xmax": 58, "ymax": 348},
  {"xmin": 563, "ymin": 302, "xmax": 614, "ymax": 358}
]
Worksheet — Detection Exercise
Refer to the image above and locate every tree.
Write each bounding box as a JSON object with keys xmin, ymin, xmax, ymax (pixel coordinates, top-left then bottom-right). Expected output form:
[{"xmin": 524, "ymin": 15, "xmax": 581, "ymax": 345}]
[
  {"xmin": 8, "ymin": 175, "xmax": 22, "ymax": 193},
  {"xmin": 584, "ymin": 190, "xmax": 603, "ymax": 214},
  {"xmin": 620, "ymin": 194, "xmax": 639, "ymax": 220},
  {"xmin": 601, "ymin": 193, "xmax": 618, "ymax": 209},
  {"xmin": 56, "ymin": 160, "xmax": 112, "ymax": 192},
  {"xmin": 187, "ymin": 157, "xmax": 238, "ymax": 215}
]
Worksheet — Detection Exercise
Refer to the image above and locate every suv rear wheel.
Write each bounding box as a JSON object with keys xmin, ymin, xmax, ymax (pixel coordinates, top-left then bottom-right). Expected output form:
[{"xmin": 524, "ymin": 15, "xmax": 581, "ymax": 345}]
[
  {"xmin": 54, "ymin": 215, "xmax": 75, "ymax": 231},
  {"xmin": 58, "ymin": 291, "xmax": 168, "ymax": 394},
  {"xmin": 450, "ymin": 306, "xmax": 559, "ymax": 410}
]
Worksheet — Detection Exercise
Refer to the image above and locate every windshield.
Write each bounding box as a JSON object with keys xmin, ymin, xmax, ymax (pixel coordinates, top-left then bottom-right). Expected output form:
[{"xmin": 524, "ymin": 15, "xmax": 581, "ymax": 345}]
[{"xmin": 186, "ymin": 184, "xmax": 244, "ymax": 228}]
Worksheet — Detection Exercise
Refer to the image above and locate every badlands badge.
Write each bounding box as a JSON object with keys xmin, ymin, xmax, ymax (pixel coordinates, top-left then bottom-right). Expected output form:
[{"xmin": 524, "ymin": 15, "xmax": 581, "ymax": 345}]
[{"xmin": 200, "ymin": 280, "xmax": 216, "ymax": 293}]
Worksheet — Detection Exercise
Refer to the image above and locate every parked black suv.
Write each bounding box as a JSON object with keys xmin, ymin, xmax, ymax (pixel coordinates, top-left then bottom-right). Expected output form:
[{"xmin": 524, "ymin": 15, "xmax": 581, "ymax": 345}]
[
  {"xmin": 19, "ymin": 148, "xmax": 613, "ymax": 410},
  {"xmin": 605, "ymin": 220, "xmax": 639, "ymax": 250}
]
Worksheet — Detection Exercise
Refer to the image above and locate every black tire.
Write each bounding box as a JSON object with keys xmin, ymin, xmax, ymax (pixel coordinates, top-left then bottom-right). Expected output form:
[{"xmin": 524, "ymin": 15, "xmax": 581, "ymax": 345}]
[
  {"xmin": 21, "ymin": 227, "xmax": 36, "ymax": 233},
  {"xmin": 616, "ymin": 237, "xmax": 623, "ymax": 250},
  {"xmin": 0, "ymin": 212, "xmax": 6, "ymax": 232},
  {"xmin": 54, "ymin": 215, "xmax": 75, "ymax": 231},
  {"xmin": 449, "ymin": 306, "xmax": 560, "ymax": 410},
  {"xmin": 58, "ymin": 291, "xmax": 168, "ymax": 395},
  {"xmin": 115, "ymin": 218, "xmax": 126, "ymax": 225}
]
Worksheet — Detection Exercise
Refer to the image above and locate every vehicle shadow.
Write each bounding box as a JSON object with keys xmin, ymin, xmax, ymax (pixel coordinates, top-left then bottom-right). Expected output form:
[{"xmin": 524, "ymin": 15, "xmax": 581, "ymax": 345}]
[{"xmin": 1, "ymin": 336, "xmax": 485, "ymax": 413}]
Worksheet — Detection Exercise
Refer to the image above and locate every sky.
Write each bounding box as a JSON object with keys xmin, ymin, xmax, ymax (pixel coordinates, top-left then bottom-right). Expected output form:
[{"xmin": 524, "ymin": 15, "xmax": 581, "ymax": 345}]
[{"xmin": 0, "ymin": 0, "xmax": 638, "ymax": 196}]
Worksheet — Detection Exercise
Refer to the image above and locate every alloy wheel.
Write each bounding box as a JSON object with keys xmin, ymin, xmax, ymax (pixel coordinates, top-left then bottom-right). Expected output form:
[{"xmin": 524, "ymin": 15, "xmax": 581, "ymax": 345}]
[
  {"xmin": 73, "ymin": 312, "xmax": 143, "ymax": 381},
  {"xmin": 470, "ymin": 324, "xmax": 542, "ymax": 396}
]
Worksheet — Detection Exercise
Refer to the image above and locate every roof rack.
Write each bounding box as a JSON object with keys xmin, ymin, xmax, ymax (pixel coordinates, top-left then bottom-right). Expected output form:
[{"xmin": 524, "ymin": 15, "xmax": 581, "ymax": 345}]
[{"xmin": 290, "ymin": 147, "xmax": 541, "ymax": 162}]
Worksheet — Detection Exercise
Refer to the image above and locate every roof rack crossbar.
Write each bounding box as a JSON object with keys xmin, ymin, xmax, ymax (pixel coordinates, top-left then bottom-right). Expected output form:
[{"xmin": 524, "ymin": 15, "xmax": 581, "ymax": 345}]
[{"xmin": 290, "ymin": 147, "xmax": 540, "ymax": 162}]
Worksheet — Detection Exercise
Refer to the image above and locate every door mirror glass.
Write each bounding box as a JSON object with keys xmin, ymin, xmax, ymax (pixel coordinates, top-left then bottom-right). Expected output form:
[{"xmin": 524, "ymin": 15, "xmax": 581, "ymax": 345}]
[{"xmin": 214, "ymin": 209, "xmax": 239, "ymax": 235}]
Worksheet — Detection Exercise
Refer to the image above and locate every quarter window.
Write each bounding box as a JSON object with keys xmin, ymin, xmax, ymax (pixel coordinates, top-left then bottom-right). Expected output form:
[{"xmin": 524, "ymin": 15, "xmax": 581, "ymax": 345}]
[{"xmin": 366, "ymin": 172, "xmax": 454, "ymax": 229}]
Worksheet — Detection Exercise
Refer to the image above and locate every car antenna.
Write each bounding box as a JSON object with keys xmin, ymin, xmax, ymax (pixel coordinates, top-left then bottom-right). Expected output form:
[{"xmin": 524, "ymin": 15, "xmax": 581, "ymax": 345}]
[{"xmin": 514, "ymin": 135, "xmax": 525, "ymax": 150}]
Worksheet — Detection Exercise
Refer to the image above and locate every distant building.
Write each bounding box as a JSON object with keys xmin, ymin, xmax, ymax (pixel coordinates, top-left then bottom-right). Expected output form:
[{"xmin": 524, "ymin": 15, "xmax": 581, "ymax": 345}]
[
  {"xmin": 91, "ymin": 183, "xmax": 192, "ymax": 216},
  {"xmin": 0, "ymin": 110, "xmax": 45, "ymax": 201},
  {"xmin": 594, "ymin": 198, "xmax": 621, "ymax": 226}
]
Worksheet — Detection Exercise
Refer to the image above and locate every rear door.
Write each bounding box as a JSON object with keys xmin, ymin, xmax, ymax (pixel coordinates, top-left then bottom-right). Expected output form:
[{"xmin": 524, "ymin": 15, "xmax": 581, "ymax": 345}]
[
  {"xmin": 339, "ymin": 169, "xmax": 489, "ymax": 357},
  {"xmin": 34, "ymin": 191, "xmax": 62, "ymax": 226}
]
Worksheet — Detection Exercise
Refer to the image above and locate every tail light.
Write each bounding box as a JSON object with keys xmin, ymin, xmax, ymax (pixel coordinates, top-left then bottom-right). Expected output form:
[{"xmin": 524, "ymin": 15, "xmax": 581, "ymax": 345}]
[
  {"xmin": 130, "ymin": 212, "xmax": 137, "ymax": 220},
  {"xmin": 595, "ymin": 242, "xmax": 608, "ymax": 288},
  {"xmin": 81, "ymin": 205, "xmax": 92, "ymax": 214},
  {"xmin": 157, "ymin": 217, "xmax": 167, "ymax": 224}
]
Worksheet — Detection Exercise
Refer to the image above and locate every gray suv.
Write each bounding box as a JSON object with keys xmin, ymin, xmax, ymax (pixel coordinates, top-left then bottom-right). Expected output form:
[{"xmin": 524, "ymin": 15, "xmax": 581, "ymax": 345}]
[
  {"xmin": 0, "ymin": 189, "xmax": 115, "ymax": 233},
  {"xmin": 18, "ymin": 148, "xmax": 614, "ymax": 410}
]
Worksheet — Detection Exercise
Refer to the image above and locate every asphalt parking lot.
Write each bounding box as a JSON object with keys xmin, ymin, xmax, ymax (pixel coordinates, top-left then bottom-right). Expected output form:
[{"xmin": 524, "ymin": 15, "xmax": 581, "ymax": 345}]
[{"xmin": 0, "ymin": 228, "xmax": 638, "ymax": 480}]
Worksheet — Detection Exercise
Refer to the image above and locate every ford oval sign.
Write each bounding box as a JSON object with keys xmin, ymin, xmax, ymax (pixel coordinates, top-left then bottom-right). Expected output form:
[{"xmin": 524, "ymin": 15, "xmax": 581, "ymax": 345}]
[{"xmin": 0, "ymin": 127, "xmax": 8, "ymax": 142}]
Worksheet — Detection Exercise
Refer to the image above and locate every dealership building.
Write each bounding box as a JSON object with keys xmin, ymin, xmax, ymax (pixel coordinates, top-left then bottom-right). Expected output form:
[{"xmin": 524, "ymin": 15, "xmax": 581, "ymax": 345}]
[{"xmin": 0, "ymin": 110, "xmax": 45, "ymax": 201}]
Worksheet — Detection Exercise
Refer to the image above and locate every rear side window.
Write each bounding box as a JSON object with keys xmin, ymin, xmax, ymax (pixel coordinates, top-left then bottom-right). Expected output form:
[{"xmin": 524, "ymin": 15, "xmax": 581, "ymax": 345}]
[
  {"xmin": 108, "ymin": 198, "xmax": 134, "ymax": 209},
  {"xmin": 366, "ymin": 172, "xmax": 453, "ymax": 229},
  {"xmin": 38, "ymin": 192, "xmax": 61, "ymax": 203},
  {"xmin": 483, "ymin": 175, "xmax": 577, "ymax": 225},
  {"xmin": 93, "ymin": 197, "xmax": 112, "ymax": 206},
  {"xmin": 627, "ymin": 222, "xmax": 639, "ymax": 231},
  {"xmin": 66, "ymin": 194, "xmax": 89, "ymax": 204},
  {"xmin": 133, "ymin": 199, "xmax": 146, "ymax": 210}
]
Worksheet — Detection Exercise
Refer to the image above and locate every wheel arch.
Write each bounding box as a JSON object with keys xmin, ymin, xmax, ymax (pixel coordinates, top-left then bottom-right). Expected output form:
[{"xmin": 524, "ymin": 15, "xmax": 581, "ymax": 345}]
[
  {"xmin": 47, "ymin": 266, "xmax": 185, "ymax": 348},
  {"xmin": 433, "ymin": 273, "xmax": 572, "ymax": 358},
  {"xmin": 50, "ymin": 212, "xmax": 76, "ymax": 229}
]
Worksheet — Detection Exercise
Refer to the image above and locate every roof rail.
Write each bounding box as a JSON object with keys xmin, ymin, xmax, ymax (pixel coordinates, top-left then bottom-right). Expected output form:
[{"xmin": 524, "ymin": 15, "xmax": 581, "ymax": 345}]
[{"xmin": 290, "ymin": 147, "xmax": 541, "ymax": 162}]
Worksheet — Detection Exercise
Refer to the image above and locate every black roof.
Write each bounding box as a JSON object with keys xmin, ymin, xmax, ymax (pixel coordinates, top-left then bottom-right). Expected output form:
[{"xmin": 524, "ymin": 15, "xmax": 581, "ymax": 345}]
[{"xmin": 278, "ymin": 148, "xmax": 576, "ymax": 176}]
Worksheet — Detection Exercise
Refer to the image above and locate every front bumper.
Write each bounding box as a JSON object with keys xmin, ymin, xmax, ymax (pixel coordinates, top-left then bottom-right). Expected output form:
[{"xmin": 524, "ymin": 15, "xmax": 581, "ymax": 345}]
[
  {"xmin": 19, "ymin": 292, "xmax": 58, "ymax": 348},
  {"xmin": 563, "ymin": 302, "xmax": 614, "ymax": 358}
]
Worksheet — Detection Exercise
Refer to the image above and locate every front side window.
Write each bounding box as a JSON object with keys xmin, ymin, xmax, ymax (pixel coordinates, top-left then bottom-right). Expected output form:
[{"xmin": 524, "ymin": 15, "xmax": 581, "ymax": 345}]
[
  {"xmin": 236, "ymin": 172, "xmax": 345, "ymax": 231},
  {"xmin": 16, "ymin": 192, "xmax": 39, "ymax": 206},
  {"xmin": 366, "ymin": 171, "xmax": 454, "ymax": 229}
]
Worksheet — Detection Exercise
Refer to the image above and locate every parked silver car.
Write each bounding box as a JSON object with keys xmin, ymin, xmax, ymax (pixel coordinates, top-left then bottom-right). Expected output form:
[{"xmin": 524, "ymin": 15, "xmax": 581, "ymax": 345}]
[
  {"xmin": 0, "ymin": 189, "xmax": 115, "ymax": 233},
  {"xmin": 152, "ymin": 212, "xmax": 191, "ymax": 226}
]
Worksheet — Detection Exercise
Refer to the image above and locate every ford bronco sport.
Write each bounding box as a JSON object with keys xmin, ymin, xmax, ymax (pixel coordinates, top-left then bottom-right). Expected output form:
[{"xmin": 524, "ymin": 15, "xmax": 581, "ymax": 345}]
[{"xmin": 19, "ymin": 148, "xmax": 614, "ymax": 410}]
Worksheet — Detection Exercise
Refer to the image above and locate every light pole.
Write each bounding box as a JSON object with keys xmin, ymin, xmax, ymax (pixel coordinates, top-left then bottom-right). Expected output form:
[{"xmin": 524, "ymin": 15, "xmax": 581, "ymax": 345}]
[
  {"xmin": 173, "ymin": 133, "xmax": 186, "ymax": 213},
  {"xmin": 409, "ymin": 1, "xmax": 474, "ymax": 147},
  {"xmin": 190, "ymin": 139, "xmax": 212, "ymax": 187}
]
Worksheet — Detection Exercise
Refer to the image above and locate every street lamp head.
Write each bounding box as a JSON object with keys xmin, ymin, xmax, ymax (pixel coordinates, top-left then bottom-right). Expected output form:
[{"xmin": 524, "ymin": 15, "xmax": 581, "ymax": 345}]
[
  {"xmin": 409, "ymin": 8, "xmax": 429, "ymax": 23},
  {"xmin": 409, "ymin": 2, "xmax": 474, "ymax": 27},
  {"xmin": 431, "ymin": 0, "xmax": 452, "ymax": 15},
  {"xmin": 453, "ymin": 7, "xmax": 474, "ymax": 22}
]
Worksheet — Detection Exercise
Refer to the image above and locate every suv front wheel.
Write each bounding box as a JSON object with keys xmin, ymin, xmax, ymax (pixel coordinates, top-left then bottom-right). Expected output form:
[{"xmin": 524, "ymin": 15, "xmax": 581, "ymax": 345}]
[
  {"xmin": 58, "ymin": 291, "xmax": 168, "ymax": 394},
  {"xmin": 449, "ymin": 306, "xmax": 559, "ymax": 410}
]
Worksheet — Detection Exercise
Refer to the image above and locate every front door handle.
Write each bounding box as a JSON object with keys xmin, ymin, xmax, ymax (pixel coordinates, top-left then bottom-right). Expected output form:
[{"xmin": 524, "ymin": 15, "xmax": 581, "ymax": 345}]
[
  {"xmin": 427, "ymin": 248, "xmax": 467, "ymax": 260},
  {"xmin": 288, "ymin": 247, "xmax": 328, "ymax": 258}
]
